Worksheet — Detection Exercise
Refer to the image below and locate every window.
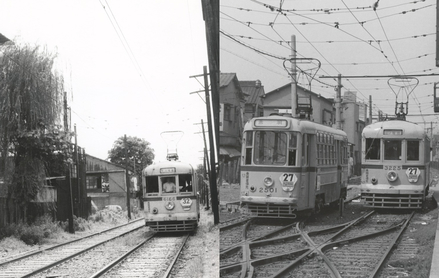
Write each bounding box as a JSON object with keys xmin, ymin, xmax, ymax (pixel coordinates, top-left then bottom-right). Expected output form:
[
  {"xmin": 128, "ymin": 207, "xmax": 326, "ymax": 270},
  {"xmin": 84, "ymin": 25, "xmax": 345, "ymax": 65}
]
[
  {"xmin": 224, "ymin": 104, "xmax": 232, "ymax": 121},
  {"xmin": 87, "ymin": 174, "xmax": 109, "ymax": 192},
  {"xmin": 145, "ymin": 176, "xmax": 159, "ymax": 194},
  {"xmin": 407, "ymin": 140, "xmax": 419, "ymax": 161},
  {"xmin": 384, "ymin": 140, "xmax": 401, "ymax": 160},
  {"xmin": 288, "ymin": 132, "xmax": 298, "ymax": 166},
  {"xmin": 365, "ymin": 138, "xmax": 380, "ymax": 160},
  {"xmin": 162, "ymin": 176, "xmax": 176, "ymax": 193},
  {"xmin": 178, "ymin": 174, "xmax": 193, "ymax": 193},
  {"xmin": 302, "ymin": 134, "xmax": 308, "ymax": 166},
  {"xmin": 244, "ymin": 132, "xmax": 253, "ymax": 165},
  {"xmin": 254, "ymin": 131, "xmax": 287, "ymax": 165}
]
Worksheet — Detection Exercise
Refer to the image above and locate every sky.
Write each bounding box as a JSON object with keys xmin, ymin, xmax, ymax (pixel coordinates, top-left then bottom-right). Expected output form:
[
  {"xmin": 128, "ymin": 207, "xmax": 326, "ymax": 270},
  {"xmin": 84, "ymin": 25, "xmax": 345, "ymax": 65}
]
[
  {"xmin": 0, "ymin": 0, "xmax": 210, "ymax": 166},
  {"xmin": 220, "ymin": 0, "xmax": 439, "ymax": 133}
]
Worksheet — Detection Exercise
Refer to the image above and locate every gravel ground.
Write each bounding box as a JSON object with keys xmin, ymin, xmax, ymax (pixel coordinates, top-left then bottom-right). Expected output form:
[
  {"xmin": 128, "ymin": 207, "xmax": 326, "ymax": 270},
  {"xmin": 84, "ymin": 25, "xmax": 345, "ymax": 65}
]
[
  {"xmin": 0, "ymin": 207, "xmax": 219, "ymax": 278},
  {"xmin": 219, "ymin": 180, "xmax": 439, "ymax": 277}
]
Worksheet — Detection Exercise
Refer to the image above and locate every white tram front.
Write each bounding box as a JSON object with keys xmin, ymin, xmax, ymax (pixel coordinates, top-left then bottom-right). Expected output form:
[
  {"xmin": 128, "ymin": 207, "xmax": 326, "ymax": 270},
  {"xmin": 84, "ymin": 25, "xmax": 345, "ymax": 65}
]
[
  {"xmin": 142, "ymin": 160, "xmax": 199, "ymax": 232},
  {"xmin": 240, "ymin": 115, "xmax": 349, "ymax": 217},
  {"xmin": 361, "ymin": 120, "xmax": 430, "ymax": 209}
]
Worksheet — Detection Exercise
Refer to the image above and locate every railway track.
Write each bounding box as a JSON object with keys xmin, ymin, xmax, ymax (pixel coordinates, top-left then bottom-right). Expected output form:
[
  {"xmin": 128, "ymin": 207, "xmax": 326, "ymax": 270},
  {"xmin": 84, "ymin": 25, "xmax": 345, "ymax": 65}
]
[
  {"xmin": 0, "ymin": 218, "xmax": 145, "ymax": 278},
  {"xmin": 91, "ymin": 233, "xmax": 189, "ymax": 278},
  {"xmin": 220, "ymin": 210, "xmax": 415, "ymax": 278}
]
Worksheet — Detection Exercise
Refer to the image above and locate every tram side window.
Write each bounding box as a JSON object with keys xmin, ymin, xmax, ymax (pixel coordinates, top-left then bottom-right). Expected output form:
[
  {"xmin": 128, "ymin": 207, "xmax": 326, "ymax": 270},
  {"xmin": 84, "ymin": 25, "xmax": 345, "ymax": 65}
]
[
  {"xmin": 365, "ymin": 138, "xmax": 380, "ymax": 160},
  {"xmin": 179, "ymin": 174, "xmax": 193, "ymax": 192},
  {"xmin": 244, "ymin": 131, "xmax": 253, "ymax": 165},
  {"xmin": 407, "ymin": 140, "xmax": 419, "ymax": 161},
  {"xmin": 145, "ymin": 176, "xmax": 159, "ymax": 194},
  {"xmin": 384, "ymin": 140, "xmax": 401, "ymax": 160},
  {"xmin": 288, "ymin": 133, "xmax": 297, "ymax": 166},
  {"xmin": 301, "ymin": 134, "xmax": 308, "ymax": 166}
]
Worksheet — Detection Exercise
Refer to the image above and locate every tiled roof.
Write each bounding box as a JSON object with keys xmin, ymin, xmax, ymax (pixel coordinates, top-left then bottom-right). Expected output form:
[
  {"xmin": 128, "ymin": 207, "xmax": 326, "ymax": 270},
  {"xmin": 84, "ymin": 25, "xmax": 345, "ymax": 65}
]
[
  {"xmin": 240, "ymin": 80, "xmax": 264, "ymax": 104},
  {"xmin": 220, "ymin": 73, "xmax": 237, "ymax": 87},
  {"xmin": 0, "ymin": 33, "xmax": 11, "ymax": 45}
]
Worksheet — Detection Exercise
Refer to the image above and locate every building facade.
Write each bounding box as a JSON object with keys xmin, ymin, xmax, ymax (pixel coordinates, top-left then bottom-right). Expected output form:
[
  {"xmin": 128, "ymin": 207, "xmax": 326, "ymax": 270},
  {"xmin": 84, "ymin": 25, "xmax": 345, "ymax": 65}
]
[{"xmin": 219, "ymin": 73, "xmax": 246, "ymax": 184}]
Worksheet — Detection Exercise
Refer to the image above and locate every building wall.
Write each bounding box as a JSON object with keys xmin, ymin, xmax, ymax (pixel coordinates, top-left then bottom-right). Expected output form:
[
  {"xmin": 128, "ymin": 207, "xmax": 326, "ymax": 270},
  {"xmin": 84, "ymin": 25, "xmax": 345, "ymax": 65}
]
[
  {"xmin": 220, "ymin": 79, "xmax": 244, "ymax": 149},
  {"xmin": 85, "ymin": 155, "xmax": 128, "ymax": 210},
  {"xmin": 341, "ymin": 91, "xmax": 365, "ymax": 176},
  {"xmin": 263, "ymin": 84, "xmax": 334, "ymax": 125}
]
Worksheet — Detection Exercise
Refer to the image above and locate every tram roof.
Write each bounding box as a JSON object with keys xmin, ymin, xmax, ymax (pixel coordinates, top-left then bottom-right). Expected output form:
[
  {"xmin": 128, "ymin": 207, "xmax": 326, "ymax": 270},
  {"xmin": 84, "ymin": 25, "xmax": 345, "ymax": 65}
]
[
  {"xmin": 363, "ymin": 120, "xmax": 426, "ymax": 138},
  {"xmin": 143, "ymin": 160, "xmax": 194, "ymax": 176},
  {"xmin": 244, "ymin": 115, "xmax": 347, "ymax": 138}
]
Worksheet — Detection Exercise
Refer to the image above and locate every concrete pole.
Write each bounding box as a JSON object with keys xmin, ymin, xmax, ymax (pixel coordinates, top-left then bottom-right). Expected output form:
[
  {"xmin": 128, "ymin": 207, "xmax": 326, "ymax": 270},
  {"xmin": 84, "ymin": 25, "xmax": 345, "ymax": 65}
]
[
  {"xmin": 335, "ymin": 74, "xmax": 342, "ymax": 129},
  {"xmin": 369, "ymin": 95, "xmax": 373, "ymax": 124},
  {"xmin": 291, "ymin": 35, "xmax": 297, "ymax": 117}
]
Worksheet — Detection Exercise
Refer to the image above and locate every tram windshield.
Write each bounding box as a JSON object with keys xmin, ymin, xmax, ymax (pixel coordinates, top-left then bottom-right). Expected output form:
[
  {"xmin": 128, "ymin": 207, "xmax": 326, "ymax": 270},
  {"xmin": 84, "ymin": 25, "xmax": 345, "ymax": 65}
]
[
  {"xmin": 145, "ymin": 176, "xmax": 159, "ymax": 194},
  {"xmin": 365, "ymin": 138, "xmax": 380, "ymax": 160},
  {"xmin": 254, "ymin": 131, "xmax": 287, "ymax": 165},
  {"xmin": 407, "ymin": 140, "xmax": 420, "ymax": 161},
  {"xmin": 178, "ymin": 174, "xmax": 193, "ymax": 193},
  {"xmin": 384, "ymin": 140, "xmax": 401, "ymax": 160}
]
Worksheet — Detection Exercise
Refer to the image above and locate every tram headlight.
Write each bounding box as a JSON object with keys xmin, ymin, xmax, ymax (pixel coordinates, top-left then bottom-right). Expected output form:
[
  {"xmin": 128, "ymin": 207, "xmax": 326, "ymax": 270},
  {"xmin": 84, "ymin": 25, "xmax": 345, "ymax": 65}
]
[
  {"xmin": 165, "ymin": 201, "xmax": 175, "ymax": 210},
  {"xmin": 152, "ymin": 207, "xmax": 158, "ymax": 214},
  {"xmin": 250, "ymin": 186, "xmax": 256, "ymax": 192},
  {"xmin": 263, "ymin": 176, "xmax": 274, "ymax": 187},
  {"xmin": 371, "ymin": 177, "xmax": 378, "ymax": 185},
  {"xmin": 386, "ymin": 171, "xmax": 398, "ymax": 182}
]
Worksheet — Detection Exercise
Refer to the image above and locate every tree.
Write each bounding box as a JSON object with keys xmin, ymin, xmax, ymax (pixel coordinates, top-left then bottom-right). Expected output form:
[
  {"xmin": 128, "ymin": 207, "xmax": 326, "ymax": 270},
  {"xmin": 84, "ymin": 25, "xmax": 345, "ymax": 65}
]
[
  {"xmin": 108, "ymin": 136, "xmax": 155, "ymax": 179},
  {"xmin": 0, "ymin": 42, "xmax": 71, "ymax": 222}
]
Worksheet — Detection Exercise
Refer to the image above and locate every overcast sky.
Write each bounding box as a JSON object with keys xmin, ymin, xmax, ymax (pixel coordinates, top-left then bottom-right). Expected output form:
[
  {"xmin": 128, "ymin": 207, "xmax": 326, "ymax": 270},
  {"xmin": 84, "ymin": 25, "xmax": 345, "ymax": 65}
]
[
  {"xmin": 221, "ymin": 0, "xmax": 438, "ymax": 130},
  {"xmin": 0, "ymin": 0, "xmax": 210, "ymax": 166}
]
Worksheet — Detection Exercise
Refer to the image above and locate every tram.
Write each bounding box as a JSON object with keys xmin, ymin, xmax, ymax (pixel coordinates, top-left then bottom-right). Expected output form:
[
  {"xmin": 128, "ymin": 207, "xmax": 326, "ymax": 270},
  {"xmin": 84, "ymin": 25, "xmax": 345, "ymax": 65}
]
[
  {"xmin": 360, "ymin": 119, "xmax": 430, "ymax": 209},
  {"xmin": 240, "ymin": 114, "xmax": 349, "ymax": 217},
  {"xmin": 142, "ymin": 153, "xmax": 200, "ymax": 232}
]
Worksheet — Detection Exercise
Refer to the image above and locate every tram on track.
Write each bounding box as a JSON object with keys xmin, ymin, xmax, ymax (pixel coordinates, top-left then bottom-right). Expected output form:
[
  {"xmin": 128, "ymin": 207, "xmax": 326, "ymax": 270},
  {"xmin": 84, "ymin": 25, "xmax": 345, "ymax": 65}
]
[
  {"xmin": 142, "ymin": 134, "xmax": 200, "ymax": 232},
  {"xmin": 240, "ymin": 114, "xmax": 349, "ymax": 217},
  {"xmin": 360, "ymin": 119, "xmax": 431, "ymax": 209}
]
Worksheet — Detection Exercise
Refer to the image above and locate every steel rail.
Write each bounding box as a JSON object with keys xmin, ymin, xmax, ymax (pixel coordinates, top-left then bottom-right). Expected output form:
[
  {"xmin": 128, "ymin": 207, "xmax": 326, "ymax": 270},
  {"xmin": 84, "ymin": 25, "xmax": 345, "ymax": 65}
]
[
  {"xmin": 0, "ymin": 217, "xmax": 144, "ymax": 267},
  {"xmin": 88, "ymin": 233, "xmax": 156, "ymax": 278},
  {"xmin": 369, "ymin": 211, "xmax": 415, "ymax": 278},
  {"xmin": 163, "ymin": 234, "xmax": 190, "ymax": 278},
  {"xmin": 21, "ymin": 224, "xmax": 145, "ymax": 278}
]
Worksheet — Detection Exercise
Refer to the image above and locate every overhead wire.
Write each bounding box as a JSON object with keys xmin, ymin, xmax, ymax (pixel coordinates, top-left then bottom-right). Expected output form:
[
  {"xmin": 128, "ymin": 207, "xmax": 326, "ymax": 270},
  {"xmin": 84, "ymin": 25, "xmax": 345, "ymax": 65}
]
[{"xmin": 221, "ymin": 0, "xmax": 435, "ymax": 115}]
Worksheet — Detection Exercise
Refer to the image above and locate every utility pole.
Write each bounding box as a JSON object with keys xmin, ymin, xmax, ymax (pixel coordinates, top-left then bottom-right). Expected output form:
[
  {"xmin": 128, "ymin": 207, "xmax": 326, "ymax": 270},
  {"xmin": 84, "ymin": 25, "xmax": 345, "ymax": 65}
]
[
  {"xmin": 124, "ymin": 134, "xmax": 131, "ymax": 220},
  {"xmin": 369, "ymin": 95, "xmax": 373, "ymax": 124},
  {"xmin": 202, "ymin": 66, "xmax": 219, "ymax": 224},
  {"xmin": 64, "ymin": 91, "xmax": 74, "ymax": 233},
  {"xmin": 201, "ymin": 119, "xmax": 210, "ymax": 210},
  {"xmin": 290, "ymin": 35, "xmax": 297, "ymax": 117},
  {"xmin": 335, "ymin": 74, "xmax": 342, "ymax": 129}
]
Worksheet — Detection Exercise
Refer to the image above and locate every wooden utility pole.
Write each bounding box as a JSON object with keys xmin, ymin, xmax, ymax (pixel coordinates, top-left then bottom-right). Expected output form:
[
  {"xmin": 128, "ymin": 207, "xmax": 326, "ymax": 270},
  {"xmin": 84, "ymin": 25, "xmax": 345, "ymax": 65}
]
[
  {"xmin": 124, "ymin": 134, "xmax": 131, "ymax": 220},
  {"xmin": 202, "ymin": 66, "xmax": 219, "ymax": 223},
  {"xmin": 201, "ymin": 119, "xmax": 210, "ymax": 210},
  {"xmin": 201, "ymin": 0, "xmax": 220, "ymax": 224},
  {"xmin": 64, "ymin": 91, "xmax": 74, "ymax": 233}
]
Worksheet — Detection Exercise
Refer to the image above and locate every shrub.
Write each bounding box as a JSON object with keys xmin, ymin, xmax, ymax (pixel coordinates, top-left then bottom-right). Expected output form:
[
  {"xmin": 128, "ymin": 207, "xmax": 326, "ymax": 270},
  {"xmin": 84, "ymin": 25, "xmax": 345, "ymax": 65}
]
[
  {"xmin": 60, "ymin": 215, "xmax": 91, "ymax": 232},
  {"xmin": 0, "ymin": 214, "xmax": 63, "ymax": 245}
]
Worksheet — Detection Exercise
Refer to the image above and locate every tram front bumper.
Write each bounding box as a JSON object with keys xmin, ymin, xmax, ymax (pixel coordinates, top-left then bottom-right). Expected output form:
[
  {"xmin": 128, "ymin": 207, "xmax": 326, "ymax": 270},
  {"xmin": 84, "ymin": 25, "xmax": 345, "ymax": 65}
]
[{"xmin": 241, "ymin": 196, "xmax": 298, "ymax": 204}]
